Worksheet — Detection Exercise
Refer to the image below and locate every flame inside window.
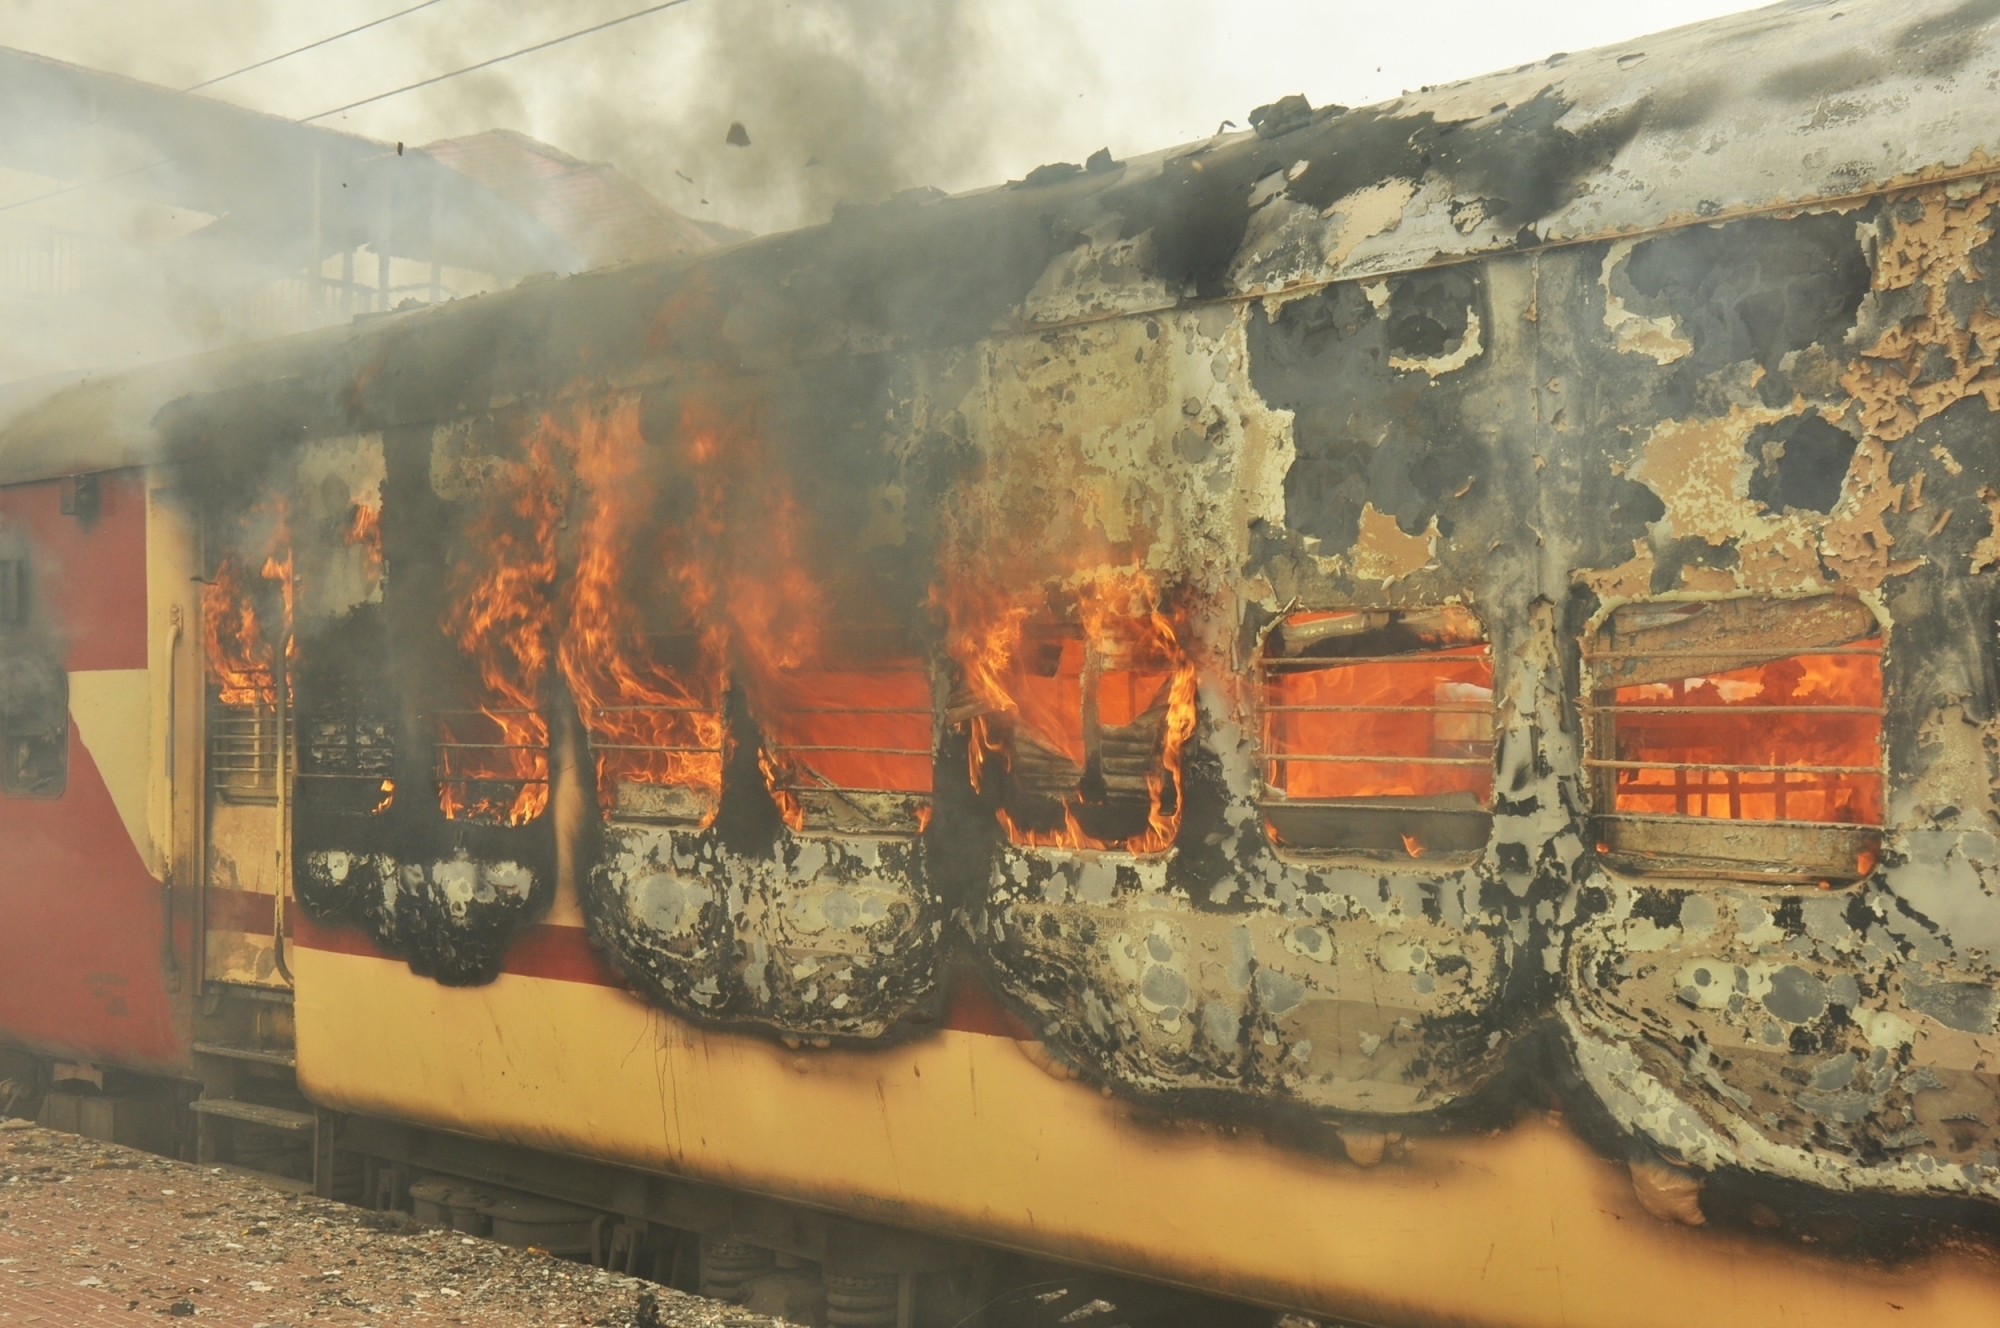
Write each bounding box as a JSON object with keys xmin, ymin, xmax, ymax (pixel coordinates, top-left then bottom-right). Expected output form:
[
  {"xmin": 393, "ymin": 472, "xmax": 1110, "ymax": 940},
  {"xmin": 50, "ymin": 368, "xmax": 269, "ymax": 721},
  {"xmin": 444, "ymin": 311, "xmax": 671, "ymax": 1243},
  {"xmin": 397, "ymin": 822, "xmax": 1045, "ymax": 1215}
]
[
  {"xmin": 435, "ymin": 704, "xmax": 548, "ymax": 825},
  {"xmin": 1586, "ymin": 597, "xmax": 1883, "ymax": 879},
  {"xmin": 947, "ymin": 571, "xmax": 1197, "ymax": 853},
  {"xmin": 575, "ymin": 634, "xmax": 726, "ymax": 827},
  {"xmin": 438, "ymin": 438, "xmax": 557, "ymax": 827},
  {"xmin": 1258, "ymin": 606, "xmax": 1494, "ymax": 858},
  {"xmin": 202, "ymin": 521, "xmax": 294, "ymax": 805},
  {"xmin": 759, "ymin": 659, "xmax": 934, "ymax": 834}
]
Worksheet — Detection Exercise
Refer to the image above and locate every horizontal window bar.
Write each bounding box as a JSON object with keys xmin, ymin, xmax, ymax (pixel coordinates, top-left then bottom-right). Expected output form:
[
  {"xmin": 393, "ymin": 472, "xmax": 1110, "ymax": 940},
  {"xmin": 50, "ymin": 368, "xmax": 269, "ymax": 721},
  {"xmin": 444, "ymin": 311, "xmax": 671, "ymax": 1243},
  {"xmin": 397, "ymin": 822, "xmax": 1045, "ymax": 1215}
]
[
  {"xmin": 1583, "ymin": 645, "xmax": 1880, "ymax": 660},
  {"xmin": 434, "ymin": 742, "xmax": 547, "ymax": 751},
  {"xmin": 436, "ymin": 776, "xmax": 549, "ymax": 786},
  {"xmin": 775, "ymin": 706, "xmax": 933, "ymax": 715},
  {"xmin": 1262, "ymin": 704, "xmax": 1493, "ymax": 714},
  {"xmin": 1262, "ymin": 753, "xmax": 1492, "ymax": 766},
  {"xmin": 1596, "ymin": 811, "xmax": 1879, "ymax": 831},
  {"xmin": 1259, "ymin": 652, "xmax": 1491, "ymax": 668},
  {"xmin": 1586, "ymin": 704, "xmax": 1884, "ymax": 715},
  {"xmin": 592, "ymin": 704, "xmax": 718, "ymax": 714},
  {"xmin": 776, "ymin": 744, "xmax": 933, "ymax": 756},
  {"xmin": 589, "ymin": 743, "xmax": 724, "ymax": 754},
  {"xmin": 1586, "ymin": 758, "xmax": 1881, "ymax": 775}
]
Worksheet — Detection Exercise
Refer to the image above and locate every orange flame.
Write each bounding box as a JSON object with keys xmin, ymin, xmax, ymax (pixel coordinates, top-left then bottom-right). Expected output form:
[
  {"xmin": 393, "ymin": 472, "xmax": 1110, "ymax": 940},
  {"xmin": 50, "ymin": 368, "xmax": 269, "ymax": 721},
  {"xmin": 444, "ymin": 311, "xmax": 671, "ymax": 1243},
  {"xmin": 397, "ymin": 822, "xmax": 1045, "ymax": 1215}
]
[
  {"xmin": 438, "ymin": 435, "xmax": 559, "ymax": 825},
  {"xmin": 757, "ymin": 663, "xmax": 934, "ymax": 831},
  {"xmin": 554, "ymin": 402, "xmax": 727, "ymax": 821},
  {"xmin": 344, "ymin": 499, "xmax": 383, "ymax": 586},
  {"xmin": 201, "ymin": 499, "xmax": 295, "ymax": 707},
  {"xmin": 443, "ymin": 393, "xmax": 938, "ymax": 833},
  {"xmin": 942, "ymin": 567, "xmax": 1197, "ymax": 853}
]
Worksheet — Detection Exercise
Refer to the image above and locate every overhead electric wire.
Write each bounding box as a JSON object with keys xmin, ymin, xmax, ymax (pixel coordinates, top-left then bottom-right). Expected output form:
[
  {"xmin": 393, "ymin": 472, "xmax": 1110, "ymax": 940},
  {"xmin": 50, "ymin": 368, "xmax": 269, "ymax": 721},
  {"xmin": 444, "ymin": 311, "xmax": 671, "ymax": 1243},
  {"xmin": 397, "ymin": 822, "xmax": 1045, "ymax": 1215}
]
[
  {"xmin": 0, "ymin": 0, "xmax": 699, "ymax": 216},
  {"xmin": 303, "ymin": 0, "xmax": 700, "ymax": 122},
  {"xmin": 182, "ymin": 0, "xmax": 453, "ymax": 92}
]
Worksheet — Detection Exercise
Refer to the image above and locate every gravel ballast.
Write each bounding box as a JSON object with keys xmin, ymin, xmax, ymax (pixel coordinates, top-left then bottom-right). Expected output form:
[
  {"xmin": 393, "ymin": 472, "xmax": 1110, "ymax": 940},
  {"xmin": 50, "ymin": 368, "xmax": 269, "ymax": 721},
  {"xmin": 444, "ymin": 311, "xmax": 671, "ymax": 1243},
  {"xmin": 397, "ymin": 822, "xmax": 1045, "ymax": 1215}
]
[{"xmin": 0, "ymin": 1118, "xmax": 792, "ymax": 1325}]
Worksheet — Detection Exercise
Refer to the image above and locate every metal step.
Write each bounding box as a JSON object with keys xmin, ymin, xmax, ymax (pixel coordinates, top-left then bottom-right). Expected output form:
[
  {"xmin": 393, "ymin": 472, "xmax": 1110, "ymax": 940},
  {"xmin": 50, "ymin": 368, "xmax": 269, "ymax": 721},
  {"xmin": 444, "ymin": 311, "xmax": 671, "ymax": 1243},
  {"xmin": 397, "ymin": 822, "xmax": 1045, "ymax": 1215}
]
[
  {"xmin": 189, "ymin": 1098, "xmax": 316, "ymax": 1134},
  {"xmin": 191, "ymin": 1041, "xmax": 297, "ymax": 1069}
]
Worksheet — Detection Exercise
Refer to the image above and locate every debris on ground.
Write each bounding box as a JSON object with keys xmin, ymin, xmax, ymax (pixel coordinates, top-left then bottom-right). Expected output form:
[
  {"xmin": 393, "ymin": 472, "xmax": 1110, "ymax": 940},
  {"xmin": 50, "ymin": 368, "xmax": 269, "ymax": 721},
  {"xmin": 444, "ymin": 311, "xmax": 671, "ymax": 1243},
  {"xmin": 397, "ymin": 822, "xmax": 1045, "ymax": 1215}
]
[{"xmin": 0, "ymin": 1120, "xmax": 793, "ymax": 1326}]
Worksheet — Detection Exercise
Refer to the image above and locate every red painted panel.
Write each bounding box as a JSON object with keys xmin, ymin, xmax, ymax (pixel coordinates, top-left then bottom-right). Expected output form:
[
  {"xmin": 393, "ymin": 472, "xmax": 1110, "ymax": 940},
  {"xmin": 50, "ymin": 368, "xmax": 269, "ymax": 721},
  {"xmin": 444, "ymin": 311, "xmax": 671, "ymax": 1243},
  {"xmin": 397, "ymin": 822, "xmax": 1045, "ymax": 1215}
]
[
  {"xmin": 0, "ymin": 470, "xmax": 148, "ymax": 672},
  {"xmin": 205, "ymin": 886, "xmax": 284, "ymax": 938},
  {"xmin": 0, "ymin": 724, "xmax": 184, "ymax": 1072}
]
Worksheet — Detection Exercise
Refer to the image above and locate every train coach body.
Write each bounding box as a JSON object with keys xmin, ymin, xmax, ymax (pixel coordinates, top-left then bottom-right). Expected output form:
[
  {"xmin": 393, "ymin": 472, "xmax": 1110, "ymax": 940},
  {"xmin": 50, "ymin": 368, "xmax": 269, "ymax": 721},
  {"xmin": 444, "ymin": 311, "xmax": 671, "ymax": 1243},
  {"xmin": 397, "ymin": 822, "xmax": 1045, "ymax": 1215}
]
[{"xmin": 8, "ymin": 1, "xmax": 2000, "ymax": 1323}]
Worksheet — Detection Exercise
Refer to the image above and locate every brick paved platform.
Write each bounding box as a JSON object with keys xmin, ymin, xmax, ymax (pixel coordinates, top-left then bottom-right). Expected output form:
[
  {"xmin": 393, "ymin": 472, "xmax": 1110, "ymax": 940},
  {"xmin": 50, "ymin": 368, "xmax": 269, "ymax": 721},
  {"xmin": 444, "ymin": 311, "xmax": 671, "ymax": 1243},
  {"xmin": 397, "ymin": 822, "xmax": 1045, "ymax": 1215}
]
[{"xmin": 0, "ymin": 1119, "xmax": 782, "ymax": 1326}]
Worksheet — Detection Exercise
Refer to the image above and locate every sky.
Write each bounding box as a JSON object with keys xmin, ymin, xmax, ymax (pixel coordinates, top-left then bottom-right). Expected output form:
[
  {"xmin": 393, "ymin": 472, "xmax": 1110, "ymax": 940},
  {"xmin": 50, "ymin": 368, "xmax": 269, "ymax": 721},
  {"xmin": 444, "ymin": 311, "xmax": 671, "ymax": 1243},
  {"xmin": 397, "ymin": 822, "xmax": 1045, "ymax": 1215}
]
[{"xmin": 0, "ymin": 0, "xmax": 1775, "ymax": 235}]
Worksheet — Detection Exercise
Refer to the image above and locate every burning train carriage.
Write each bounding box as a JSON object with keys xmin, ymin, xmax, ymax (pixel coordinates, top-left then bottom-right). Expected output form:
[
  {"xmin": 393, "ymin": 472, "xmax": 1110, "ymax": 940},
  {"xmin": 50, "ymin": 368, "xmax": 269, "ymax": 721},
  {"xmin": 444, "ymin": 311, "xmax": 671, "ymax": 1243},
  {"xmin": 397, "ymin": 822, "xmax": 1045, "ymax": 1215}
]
[{"xmin": 8, "ymin": 2, "xmax": 2000, "ymax": 1323}]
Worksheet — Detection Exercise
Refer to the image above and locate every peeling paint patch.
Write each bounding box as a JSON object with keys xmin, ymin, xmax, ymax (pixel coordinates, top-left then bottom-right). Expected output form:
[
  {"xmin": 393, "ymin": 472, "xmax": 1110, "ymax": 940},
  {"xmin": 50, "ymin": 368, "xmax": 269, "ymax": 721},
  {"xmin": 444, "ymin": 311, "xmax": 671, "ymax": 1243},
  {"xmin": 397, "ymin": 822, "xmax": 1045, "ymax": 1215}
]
[
  {"xmin": 1968, "ymin": 485, "xmax": 2000, "ymax": 572},
  {"xmin": 1601, "ymin": 240, "xmax": 1692, "ymax": 364},
  {"xmin": 1390, "ymin": 308, "xmax": 1483, "ymax": 376},
  {"xmin": 1633, "ymin": 401, "xmax": 1794, "ymax": 545},
  {"xmin": 1346, "ymin": 502, "xmax": 1438, "ymax": 582}
]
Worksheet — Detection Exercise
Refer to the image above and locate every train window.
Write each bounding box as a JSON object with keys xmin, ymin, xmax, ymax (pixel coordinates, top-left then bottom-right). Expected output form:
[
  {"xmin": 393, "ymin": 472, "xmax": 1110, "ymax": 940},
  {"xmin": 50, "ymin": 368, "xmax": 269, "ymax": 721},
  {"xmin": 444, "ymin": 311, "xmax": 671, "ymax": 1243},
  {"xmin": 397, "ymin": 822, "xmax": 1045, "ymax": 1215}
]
[
  {"xmin": 210, "ymin": 694, "xmax": 282, "ymax": 804},
  {"xmin": 759, "ymin": 654, "xmax": 933, "ymax": 835},
  {"xmin": 573, "ymin": 632, "xmax": 725, "ymax": 828},
  {"xmin": 294, "ymin": 612, "xmax": 396, "ymax": 818},
  {"xmin": 0, "ymin": 559, "xmax": 25, "ymax": 626},
  {"xmin": 436, "ymin": 700, "xmax": 550, "ymax": 827},
  {"xmin": 0, "ymin": 664, "xmax": 67, "ymax": 799},
  {"xmin": 969, "ymin": 612, "xmax": 1196, "ymax": 852},
  {"xmin": 1583, "ymin": 596, "xmax": 1883, "ymax": 882},
  {"xmin": 298, "ymin": 691, "xmax": 395, "ymax": 816},
  {"xmin": 1257, "ymin": 607, "xmax": 1494, "ymax": 859}
]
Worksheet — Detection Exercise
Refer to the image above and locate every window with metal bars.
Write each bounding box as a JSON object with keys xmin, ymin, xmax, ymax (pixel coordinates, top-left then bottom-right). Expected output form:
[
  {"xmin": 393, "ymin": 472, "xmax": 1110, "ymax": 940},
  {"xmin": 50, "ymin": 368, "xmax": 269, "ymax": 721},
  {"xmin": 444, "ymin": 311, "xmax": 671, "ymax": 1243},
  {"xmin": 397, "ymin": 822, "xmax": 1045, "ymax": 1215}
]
[
  {"xmin": 1258, "ymin": 607, "xmax": 1494, "ymax": 859},
  {"xmin": 759, "ymin": 659, "xmax": 934, "ymax": 834},
  {"xmin": 435, "ymin": 704, "xmax": 549, "ymax": 827},
  {"xmin": 1584, "ymin": 596, "xmax": 1884, "ymax": 882},
  {"xmin": 210, "ymin": 687, "xmax": 283, "ymax": 804},
  {"xmin": 297, "ymin": 689, "xmax": 396, "ymax": 817}
]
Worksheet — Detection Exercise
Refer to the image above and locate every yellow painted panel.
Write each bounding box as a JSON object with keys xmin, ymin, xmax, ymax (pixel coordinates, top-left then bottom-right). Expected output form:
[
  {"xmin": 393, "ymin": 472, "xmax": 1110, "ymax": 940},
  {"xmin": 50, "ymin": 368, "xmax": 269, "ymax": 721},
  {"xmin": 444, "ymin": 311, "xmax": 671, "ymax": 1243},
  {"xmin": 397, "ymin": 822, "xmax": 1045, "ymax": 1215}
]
[
  {"xmin": 293, "ymin": 945, "xmax": 2000, "ymax": 1328},
  {"xmin": 68, "ymin": 668, "xmax": 152, "ymax": 872}
]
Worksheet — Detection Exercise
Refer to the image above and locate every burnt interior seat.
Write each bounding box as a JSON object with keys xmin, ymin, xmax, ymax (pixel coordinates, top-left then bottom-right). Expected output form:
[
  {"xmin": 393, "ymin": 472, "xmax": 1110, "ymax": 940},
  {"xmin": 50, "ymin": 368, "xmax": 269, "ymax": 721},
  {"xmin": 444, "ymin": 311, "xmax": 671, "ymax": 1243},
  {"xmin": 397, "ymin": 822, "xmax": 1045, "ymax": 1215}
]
[
  {"xmin": 1257, "ymin": 606, "xmax": 1495, "ymax": 861},
  {"xmin": 1583, "ymin": 595, "xmax": 1883, "ymax": 884}
]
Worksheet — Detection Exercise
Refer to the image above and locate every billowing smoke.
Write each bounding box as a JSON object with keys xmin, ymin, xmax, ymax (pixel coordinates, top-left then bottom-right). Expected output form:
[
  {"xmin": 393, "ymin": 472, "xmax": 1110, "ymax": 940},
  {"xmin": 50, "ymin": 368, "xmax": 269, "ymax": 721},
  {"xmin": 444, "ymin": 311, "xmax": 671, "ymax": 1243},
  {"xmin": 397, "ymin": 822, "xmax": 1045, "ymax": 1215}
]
[
  {"xmin": 0, "ymin": 0, "xmax": 1106, "ymax": 386},
  {"xmin": 525, "ymin": 0, "xmax": 1100, "ymax": 235}
]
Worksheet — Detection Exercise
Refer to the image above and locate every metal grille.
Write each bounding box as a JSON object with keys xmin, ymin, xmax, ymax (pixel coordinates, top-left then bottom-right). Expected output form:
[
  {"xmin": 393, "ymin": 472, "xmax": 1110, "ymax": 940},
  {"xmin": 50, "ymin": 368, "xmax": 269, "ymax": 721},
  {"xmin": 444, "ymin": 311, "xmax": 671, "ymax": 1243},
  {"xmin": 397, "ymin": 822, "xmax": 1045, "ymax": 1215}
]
[
  {"xmin": 1582, "ymin": 642, "xmax": 1884, "ymax": 831},
  {"xmin": 296, "ymin": 696, "xmax": 395, "ymax": 815},
  {"xmin": 1256, "ymin": 646, "xmax": 1496, "ymax": 808},
  {"xmin": 434, "ymin": 706, "xmax": 550, "ymax": 825},
  {"xmin": 765, "ymin": 700, "xmax": 933, "ymax": 798},
  {"xmin": 210, "ymin": 699, "xmax": 284, "ymax": 804}
]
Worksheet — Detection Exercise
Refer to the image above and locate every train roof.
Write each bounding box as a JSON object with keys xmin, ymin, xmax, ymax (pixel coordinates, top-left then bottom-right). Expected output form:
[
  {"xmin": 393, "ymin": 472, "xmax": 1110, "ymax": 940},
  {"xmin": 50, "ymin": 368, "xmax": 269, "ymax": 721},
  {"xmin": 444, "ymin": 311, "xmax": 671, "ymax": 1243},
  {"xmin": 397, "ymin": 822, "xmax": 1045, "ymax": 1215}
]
[{"xmin": 2, "ymin": 0, "xmax": 1996, "ymax": 484}]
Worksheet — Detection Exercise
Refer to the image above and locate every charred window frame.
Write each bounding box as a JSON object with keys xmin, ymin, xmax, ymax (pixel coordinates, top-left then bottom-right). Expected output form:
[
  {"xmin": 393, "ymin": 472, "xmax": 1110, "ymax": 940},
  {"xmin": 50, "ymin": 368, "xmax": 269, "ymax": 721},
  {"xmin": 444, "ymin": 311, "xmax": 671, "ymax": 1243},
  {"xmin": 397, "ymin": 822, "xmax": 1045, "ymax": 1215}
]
[
  {"xmin": 1, "ymin": 664, "xmax": 67, "ymax": 800},
  {"xmin": 1256, "ymin": 606, "xmax": 1495, "ymax": 861},
  {"xmin": 297, "ymin": 688, "xmax": 396, "ymax": 817},
  {"xmin": 1582, "ymin": 595, "xmax": 1884, "ymax": 884}
]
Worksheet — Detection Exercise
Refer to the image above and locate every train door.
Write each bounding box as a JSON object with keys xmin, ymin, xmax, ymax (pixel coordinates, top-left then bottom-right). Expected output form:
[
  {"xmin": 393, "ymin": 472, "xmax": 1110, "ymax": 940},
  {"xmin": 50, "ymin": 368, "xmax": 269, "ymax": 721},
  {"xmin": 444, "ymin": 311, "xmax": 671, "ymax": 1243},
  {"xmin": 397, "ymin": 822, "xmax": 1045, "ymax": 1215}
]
[{"xmin": 200, "ymin": 506, "xmax": 294, "ymax": 993}]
